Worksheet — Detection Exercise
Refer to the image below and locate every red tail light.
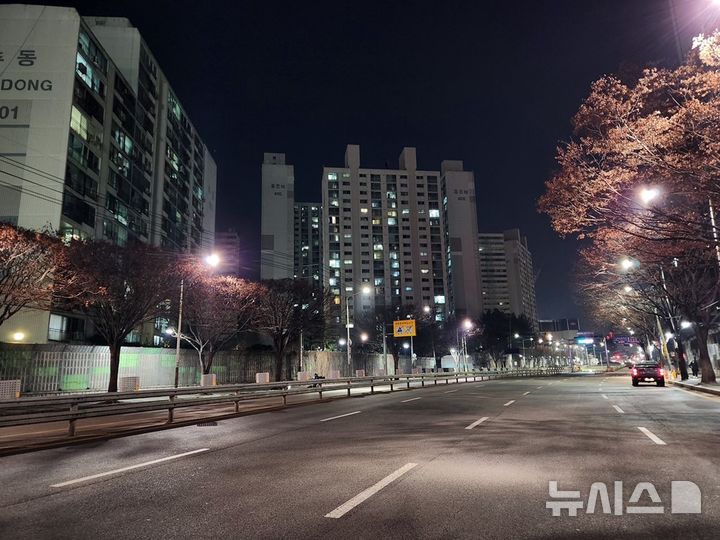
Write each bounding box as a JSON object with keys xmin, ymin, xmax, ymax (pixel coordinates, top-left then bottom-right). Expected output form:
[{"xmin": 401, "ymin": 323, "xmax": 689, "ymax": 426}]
[
  {"xmin": 632, "ymin": 368, "xmax": 638, "ymax": 376},
  {"xmin": 658, "ymin": 368, "xmax": 664, "ymax": 376}
]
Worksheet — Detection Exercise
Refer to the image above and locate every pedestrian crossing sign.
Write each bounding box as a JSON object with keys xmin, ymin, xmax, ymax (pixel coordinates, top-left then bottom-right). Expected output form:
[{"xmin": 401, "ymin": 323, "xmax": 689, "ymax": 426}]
[{"xmin": 393, "ymin": 319, "xmax": 416, "ymax": 337}]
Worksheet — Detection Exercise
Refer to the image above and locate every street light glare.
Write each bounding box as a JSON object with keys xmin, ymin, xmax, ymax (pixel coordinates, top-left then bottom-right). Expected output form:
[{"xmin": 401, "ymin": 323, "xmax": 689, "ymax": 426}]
[
  {"xmin": 639, "ymin": 187, "xmax": 660, "ymax": 205},
  {"xmin": 205, "ymin": 253, "xmax": 220, "ymax": 267},
  {"xmin": 165, "ymin": 327, "xmax": 175, "ymax": 336},
  {"xmin": 463, "ymin": 318, "xmax": 473, "ymax": 330},
  {"xmin": 360, "ymin": 332, "xmax": 368, "ymax": 342},
  {"xmin": 12, "ymin": 331, "xmax": 25, "ymax": 342},
  {"xmin": 423, "ymin": 305, "xmax": 431, "ymax": 313},
  {"xmin": 623, "ymin": 285, "xmax": 632, "ymax": 293},
  {"xmin": 514, "ymin": 333, "xmax": 520, "ymax": 339},
  {"xmin": 680, "ymin": 320, "xmax": 692, "ymax": 329},
  {"xmin": 403, "ymin": 342, "xmax": 410, "ymax": 349},
  {"xmin": 361, "ymin": 285, "xmax": 372, "ymax": 295},
  {"xmin": 620, "ymin": 258, "xmax": 635, "ymax": 271},
  {"xmin": 338, "ymin": 338, "xmax": 347, "ymax": 346}
]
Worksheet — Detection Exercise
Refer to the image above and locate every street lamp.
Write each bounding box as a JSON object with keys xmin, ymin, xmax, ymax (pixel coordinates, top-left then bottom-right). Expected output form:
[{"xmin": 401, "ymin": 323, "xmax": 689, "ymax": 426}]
[
  {"xmin": 639, "ymin": 187, "xmax": 661, "ymax": 205},
  {"xmin": 620, "ymin": 258, "xmax": 636, "ymax": 271},
  {"xmin": 345, "ymin": 284, "xmax": 371, "ymax": 367},
  {"xmin": 360, "ymin": 332, "xmax": 368, "ymax": 342},
  {"xmin": 172, "ymin": 252, "xmax": 220, "ymax": 388}
]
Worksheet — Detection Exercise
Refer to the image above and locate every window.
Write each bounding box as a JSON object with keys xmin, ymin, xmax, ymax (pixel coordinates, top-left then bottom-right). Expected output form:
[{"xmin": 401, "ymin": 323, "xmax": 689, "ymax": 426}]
[
  {"xmin": 70, "ymin": 106, "xmax": 89, "ymax": 141},
  {"xmin": 328, "ymin": 172, "xmax": 337, "ymax": 180},
  {"xmin": 76, "ymin": 52, "xmax": 105, "ymax": 96}
]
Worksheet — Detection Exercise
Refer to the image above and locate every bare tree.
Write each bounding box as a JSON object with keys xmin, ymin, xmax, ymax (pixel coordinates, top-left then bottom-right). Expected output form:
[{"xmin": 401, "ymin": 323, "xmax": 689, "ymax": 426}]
[
  {"xmin": 63, "ymin": 240, "xmax": 177, "ymax": 392},
  {"xmin": 0, "ymin": 223, "xmax": 69, "ymax": 329},
  {"xmin": 179, "ymin": 275, "xmax": 263, "ymax": 375},
  {"xmin": 254, "ymin": 279, "xmax": 329, "ymax": 381}
]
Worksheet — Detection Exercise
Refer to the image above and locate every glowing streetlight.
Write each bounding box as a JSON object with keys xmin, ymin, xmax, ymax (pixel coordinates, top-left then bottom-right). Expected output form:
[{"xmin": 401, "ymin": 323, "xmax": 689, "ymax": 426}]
[
  {"xmin": 546, "ymin": 333, "xmax": 553, "ymax": 341},
  {"xmin": 423, "ymin": 305, "xmax": 431, "ymax": 314},
  {"xmin": 345, "ymin": 284, "xmax": 372, "ymax": 366},
  {"xmin": 623, "ymin": 285, "xmax": 632, "ymax": 293},
  {"xmin": 11, "ymin": 331, "xmax": 25, "ymax": 342},
  {"xmin": 639, "ymin": 187, "xmax": 660, "ymax": 205},
  {"xmin": 339, "ymin": 338, "xmax": 347, "ymax": 346},
  {"xmin": 463, "ymin": 318, "xmax": 473, "ymax": 330},
  {"xmin": 680, "ymin": 320, "xmax": 692, "ymax": 329},
  {"xmin": 620, "ymin": 258, "xmax": 635, "ymax": 271},
  {"xmin": 360, "ymin": 332, "xmax": 368, "ymax": 342},
  {"xmin": 514, "ymin": 333, "xmax": 520, "ymax": 339},
  {"xmin": 204, "ymin": 253, "xmax": 220, "ymax": 267},
  {"xmin": 403, "ymin": 342, "xmax": 410, "ymax": 350}
]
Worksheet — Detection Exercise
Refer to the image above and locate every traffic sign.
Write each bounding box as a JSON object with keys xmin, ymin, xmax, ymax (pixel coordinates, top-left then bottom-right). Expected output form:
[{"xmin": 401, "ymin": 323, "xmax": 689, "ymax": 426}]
[{"xmin": 393, "ymin": 319, "xmax": 416, "ymax": 337}]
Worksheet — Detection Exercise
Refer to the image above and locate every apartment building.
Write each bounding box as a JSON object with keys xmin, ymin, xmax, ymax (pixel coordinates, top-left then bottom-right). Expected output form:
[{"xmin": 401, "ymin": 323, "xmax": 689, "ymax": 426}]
[{"xmin": 0, "ymin": 5, "xmax": 216, "ymax": 343}]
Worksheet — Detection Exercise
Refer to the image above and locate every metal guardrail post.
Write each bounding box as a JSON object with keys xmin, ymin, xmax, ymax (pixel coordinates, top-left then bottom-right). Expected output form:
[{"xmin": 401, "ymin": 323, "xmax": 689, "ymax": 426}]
[
  {"xmin": 370, "ymin": 378, "xmax": 374, "ymax": 394},
  {"xmin": 282, "ymin": 393, "xmax": 287, "ymax": 406},
  {"xmin": 234, "ymin": 390, "xmax": 240, "ymax": 413},
  {"xmin": 167, "ymin": 395, "xmax": 175, "ymax": 424},
  {"xmin": 318, "ymin": 382, "xmax": 323, "ymax": 399},
  {"xmin": 406, "ymin": 377, "xmax": 410, "ymax": 389},
  {"xmin": 68, "ymin": 403, "xmax": 78, "ymax": 436},
  {"xmin": 421, "ymin": 377, "xmax": 425, "ymax": 387},
  {"xmin": 347, "ymin": 381, "xmax": 351, "ymax": 397},
  {"xmin": 390, "ymin": 379, "xmax": 394, "ymax": 391}
]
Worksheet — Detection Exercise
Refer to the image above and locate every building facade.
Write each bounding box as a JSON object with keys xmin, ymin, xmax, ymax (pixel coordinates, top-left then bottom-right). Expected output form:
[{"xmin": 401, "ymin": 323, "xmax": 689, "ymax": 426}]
[
  {"xmin": 260, "ymin": 152, "xmax": 294, "ymax": 280},
  {"xmin": 0, "ymin": 5, "xmax": 216, "ymax": 343},
  {"xmin": 293, "ymin": 202, "xmax": 322, "ymax": 286},
  {"xmin": 322, "ymin": 145, "xmax": 453, "ymax": 329},
  {"xmin": 214, "ymin": 229, "xmax": 241, "ymax": 276},
  {"xmin": 478, "ymin": 229, "xmax": 538, "ymax": 329}
]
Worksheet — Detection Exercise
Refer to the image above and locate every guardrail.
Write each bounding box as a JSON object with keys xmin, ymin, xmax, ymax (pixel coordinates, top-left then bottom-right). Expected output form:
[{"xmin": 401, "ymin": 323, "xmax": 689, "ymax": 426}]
[{"xmin": 0, "ymin": 368, "xmax": 563, "ymax": 437}]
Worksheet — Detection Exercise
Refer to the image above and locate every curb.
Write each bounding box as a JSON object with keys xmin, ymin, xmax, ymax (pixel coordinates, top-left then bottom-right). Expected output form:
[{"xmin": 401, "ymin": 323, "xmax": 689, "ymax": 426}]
[{"xmin": 670, "ymin": 380, "xmax": 720, "ymax": 397}]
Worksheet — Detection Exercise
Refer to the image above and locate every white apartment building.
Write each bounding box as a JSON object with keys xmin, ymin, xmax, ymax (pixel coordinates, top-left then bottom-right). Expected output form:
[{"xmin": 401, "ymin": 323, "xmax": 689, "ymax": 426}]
[
  {"xmin": 0, "ymin": 5, "xmax": 216, "ymax": 343},
  {"xmin": 260, "ymin": 152, "xmax": 295, "ymax": 280},
  {"xmin": 478, "ymin": 229, "xmax": 538, "ymax": 330},
  {"xmin": 322, "ymin": 145, "xmax": 452, "ymax": 328}
]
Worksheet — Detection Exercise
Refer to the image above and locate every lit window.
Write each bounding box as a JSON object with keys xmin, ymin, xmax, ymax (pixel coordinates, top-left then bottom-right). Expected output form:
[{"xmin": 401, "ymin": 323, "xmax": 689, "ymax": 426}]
[
  {"xmin": 360, "ymin": 208, "xmax": 369, "ymax": 214},
  {"xmin": 429, "ymin": 209, "xmax": 440, "ymax": 218},
  {"xmin": 434, "ymin": 295, "xmax": 446, "ymax": 304},
  {"xmin": 328, "ymin": 172, "xmax": 337, "ymax": 180}
]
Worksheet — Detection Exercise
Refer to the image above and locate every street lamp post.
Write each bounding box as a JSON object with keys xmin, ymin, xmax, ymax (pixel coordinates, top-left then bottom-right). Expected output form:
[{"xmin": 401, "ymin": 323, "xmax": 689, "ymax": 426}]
[
  {"xmin": 345, "ymin": 285, "xmax": 371, "ymax": 367},
  {"xmin": 171, "ymin": 253, "xmax": 220, "ymax": 388}
]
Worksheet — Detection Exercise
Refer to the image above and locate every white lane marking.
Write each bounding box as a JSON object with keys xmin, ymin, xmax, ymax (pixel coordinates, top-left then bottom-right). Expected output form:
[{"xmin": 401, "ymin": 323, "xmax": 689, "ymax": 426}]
[
  {"xmin": 638, "ymin": 427, "xmax": 667, "ymax": 445},
  {"xmin": 465, "ymin": 417, "xmax": 489, "ymax": 430},
  {"xmin": 523, "ymin": 391, "xmax": 531, "ymax": 396},
  {"xmin": 325, "ymin": 463, "xmax": 418, "ymax": 518},
  {"xmin": 443, "ymin": 389, "xmax": 458, "ymax": 394},
  {"xmin": 320, "ymin": 411, "xmax": 362, "ymax": 423},
  {"xmin": 503, "ymin": 400, "xmax": 515, "ymax": 407},
  {"xmin": 536, "ymin": 386, "xmax": 543, "ymax": 389},
  {"xmin": 613, "ymin": 405, "xmax": 625, "ymax": 414},
  {"xmin": 602, "ymin": 394, "xmax": 609, "ymax": 399},
  {"xmin": 401, "ymin": 397, "xmax": 422, "ymax": 403},
  {"xmin": 50, "ymin": 448, "xmax": 210, "ymax": 488}
]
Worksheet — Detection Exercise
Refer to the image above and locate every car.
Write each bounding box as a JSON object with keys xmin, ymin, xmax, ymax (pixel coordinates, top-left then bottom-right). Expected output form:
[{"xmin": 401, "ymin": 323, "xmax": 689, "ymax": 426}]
[{"xmin": 631, "ymin": 363, "xmax": 665, "ymax": 387}]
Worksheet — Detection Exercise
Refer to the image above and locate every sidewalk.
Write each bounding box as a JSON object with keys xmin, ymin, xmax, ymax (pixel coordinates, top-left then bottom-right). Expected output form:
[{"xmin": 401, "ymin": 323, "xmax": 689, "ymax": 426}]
[{"xmin": 670, "ymin": 376, "xmax": 720, "ymax": 397}]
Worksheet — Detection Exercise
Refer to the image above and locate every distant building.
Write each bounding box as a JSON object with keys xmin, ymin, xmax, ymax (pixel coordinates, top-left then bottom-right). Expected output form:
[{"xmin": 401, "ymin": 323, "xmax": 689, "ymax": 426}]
[
  {"xmin": 260, "ymin": 153, "xmax": 294, "ymax": 280},
  {"xmin": 0, "ymin": 6, "xmax": 216, "ymax": 343},
  {"xmin": 293, "ymin": 202, "xmax": 322, "ymax": 286},
  {"xmin": 539, "ymin": 318, "xmax": 580, "ymax": 333},
  {"xmin": 478, "ymin": 229, "xmax": 538, "ymax": 330},
  {"xmin": 214, "ymin": 229, "xmax": 241, "ymax": 276}
]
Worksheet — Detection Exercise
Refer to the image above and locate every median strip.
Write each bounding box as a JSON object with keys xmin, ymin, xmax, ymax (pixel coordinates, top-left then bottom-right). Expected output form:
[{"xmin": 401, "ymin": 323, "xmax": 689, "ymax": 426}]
[
  {"xmin": 50, "ymin": 448, "xmax": 210, "ymax": 487},
  {"xmin": 325, "ymin": 463, "xmax": 418, "ymax": 518},
  {"xmin": 465, "ymin": 417, "xmax": 489, "ymax": 430},
  {"xmin": 612, "ymin": 405, "xmax": 625, "ymax": 414},
  {"xmin": 503, "ymin": 400, "xmax": 515, "ymax": 407},
  {"xmin": 320, "ymin": 411, "xmax": 362, "ymax": 423},
  {"xmin": 637, "ymin": 426, "xmax": 666, "ymax": 445}
]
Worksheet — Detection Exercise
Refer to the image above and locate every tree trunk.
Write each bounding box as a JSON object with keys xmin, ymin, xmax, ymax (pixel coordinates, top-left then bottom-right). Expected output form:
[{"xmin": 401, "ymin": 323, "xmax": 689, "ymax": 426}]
[
  {"xmin": 274, "ymin": 348, "xmax": 284, "ymax": 381},
  {"xmin": 694, "ymin": 326, "xmax": 717, "ymax": 384},
  {"xmin": 676, "ymin": 335, "xmax": 689, "ymax": 381},
  {"xmin": 108, "ymin": 341, "xmax": 122, "ymax": 392}
]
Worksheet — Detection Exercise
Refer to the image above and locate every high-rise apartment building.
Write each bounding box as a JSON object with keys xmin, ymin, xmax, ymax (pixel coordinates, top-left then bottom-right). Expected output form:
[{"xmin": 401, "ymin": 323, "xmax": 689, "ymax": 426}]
[
  {"xmin": 322, "ymin": 145, "xmax": 452, "ymax": 327},
  {"xmin": 0, "ymin": 5, "xmax": 216, "ymax": 343},
  {"xmin": 478, "ymin": 229, "xmax": 538, "ymax": 330},
  {"xmin": 293, "ymin": 202, "xmax": 322, "ymax": 286},
  {"xmin": 260, "ymin": 152, "xmax": 294, "ymax": 280},
  {"xmin": 214, "ymin": 229, "xmax": 241, "ymax": 276},
  {"xmin": 441, "ymin": 160, "xmax": 482, "ymax": 319}
]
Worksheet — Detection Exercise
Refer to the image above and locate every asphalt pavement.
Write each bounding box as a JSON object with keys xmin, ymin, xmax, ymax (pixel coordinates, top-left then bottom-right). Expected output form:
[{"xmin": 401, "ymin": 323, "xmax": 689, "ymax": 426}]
[{"xmin": 1, "ymin": 374, "xmax": 718, "ymax": 539}]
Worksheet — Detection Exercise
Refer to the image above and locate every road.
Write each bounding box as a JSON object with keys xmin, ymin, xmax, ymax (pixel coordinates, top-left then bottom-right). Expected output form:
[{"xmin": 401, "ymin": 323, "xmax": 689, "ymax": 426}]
[{"xmin": 0, "ymin": 374, "xmax": 718, "ymax": 539}]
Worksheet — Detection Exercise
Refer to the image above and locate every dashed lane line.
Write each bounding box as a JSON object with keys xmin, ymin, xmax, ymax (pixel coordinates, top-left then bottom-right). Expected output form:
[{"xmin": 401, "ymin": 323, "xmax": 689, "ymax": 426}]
[
  {"xmin": 320, "ymin": 411, "xmax": 362, "ymax": 423},
  {"xmin": 50, "ymin": 448, "xmax": 210, "ymax": 488},
  {"xmin": 638, "ymin": 427, "xmax": 667, "ymax": 445},
  {"xmin": 613, "ymin": 405, "xmax": 625, "ymax": 414},
  {"xmin": 465, "ymin": 417, "xmax": 489, "ymax": 430},
  {"xmin": 325, "ymin": 463, "xmax": 418, "ymax": 518},
  {"xmin": 503, "ymin": 400, "xmax": 516, "ymax": 407},
  {"xmin": 401, "ymin": 397, "xmax": 422, "ymax": 403}
]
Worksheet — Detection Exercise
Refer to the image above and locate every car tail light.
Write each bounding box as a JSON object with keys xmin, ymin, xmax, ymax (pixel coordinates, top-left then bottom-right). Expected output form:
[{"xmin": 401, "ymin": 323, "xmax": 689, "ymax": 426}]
[
  {"xmin": 632, "ymin": 368, "xmax": 637, "ymax": 376},
  {"xmin": 658, "ymin": 368, "xmax": 664, "ymax": 376}
]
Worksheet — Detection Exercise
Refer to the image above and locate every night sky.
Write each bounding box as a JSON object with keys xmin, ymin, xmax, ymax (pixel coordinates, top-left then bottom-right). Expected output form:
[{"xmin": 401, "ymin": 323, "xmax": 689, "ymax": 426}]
[{"xmin": 32, "ymin": 0, "xmax": 715, "ymax": 322}]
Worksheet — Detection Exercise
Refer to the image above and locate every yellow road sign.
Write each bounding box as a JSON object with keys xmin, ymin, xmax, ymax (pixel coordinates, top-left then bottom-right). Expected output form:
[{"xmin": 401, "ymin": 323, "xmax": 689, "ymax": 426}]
[{"xmin": 393, "ymin": 319, "xmax": 416, "ymax": 337}]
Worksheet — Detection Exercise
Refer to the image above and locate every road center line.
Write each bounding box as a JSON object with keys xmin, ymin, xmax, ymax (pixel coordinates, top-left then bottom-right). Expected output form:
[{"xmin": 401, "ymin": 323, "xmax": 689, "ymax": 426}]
[
  {"xmin": 602, "ymin": 394, "xmax": 608, "ymax": 399},
  {"xmin": 637, "ymin": 427, "xmax": 667, "ymax": 445},
  {"xmin": 536, "ymin": 386, "xmax": 543, "ymax": 389},
  {"xmin": 465, "ymin": 417, "xmax": 489, "ymax": 430},
  {"xmin": 50, "ymin": 448, "xmax": 210, "ymax": 488},
  {"xmin": 443, "ymin": 389, "xmax": 458, "ymax": 394},
  {"xmin": 325, "ymin": 463, "xmax": 418, "ymax": 518},
  {"xmin": 503, "ymin": 400, "xmax": 515, "ymax": 407},
  {"xmin": 320, "ymin": 411, "xmax": 362, "ymax": 422},
  {"xmin": 401, "ymin": 397, "xmax": 422, "ymax": 403},
  {"xmin": 523, "ymin": 391, "xmax": 531, "ymax": 395},
  {"xmin": 612, "ymin": 405, "xmax": 625, "ymax": 414}
]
